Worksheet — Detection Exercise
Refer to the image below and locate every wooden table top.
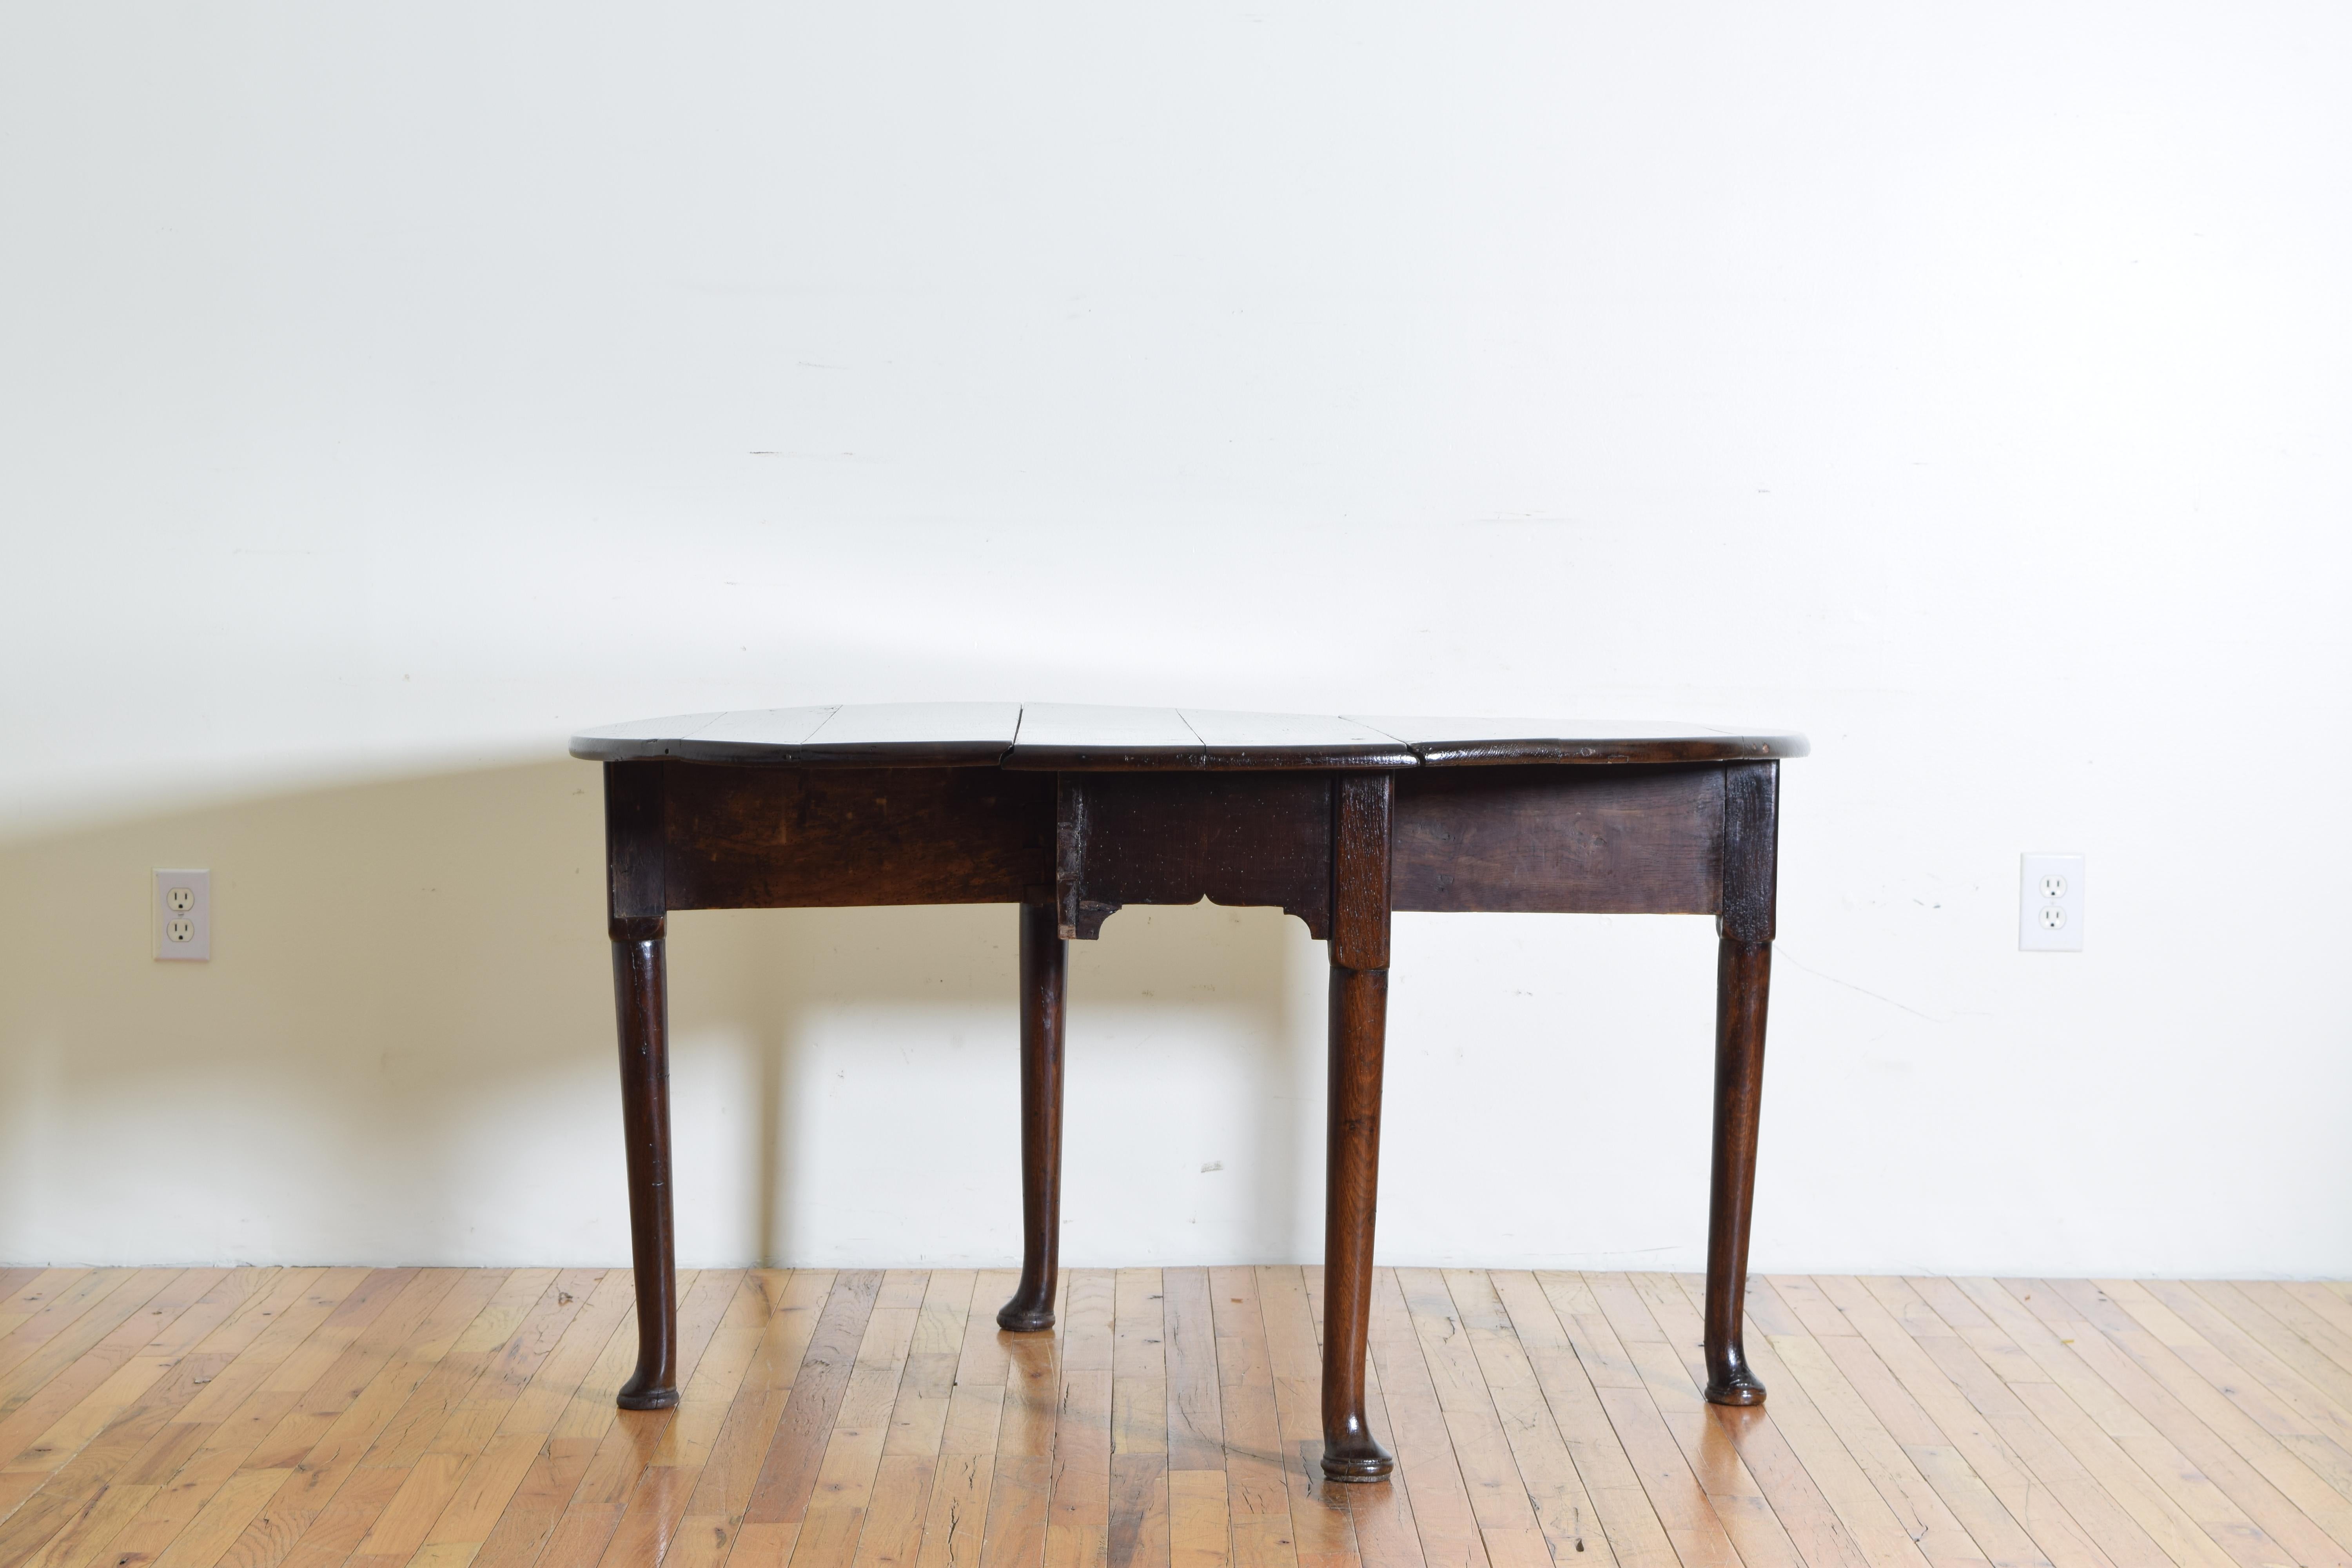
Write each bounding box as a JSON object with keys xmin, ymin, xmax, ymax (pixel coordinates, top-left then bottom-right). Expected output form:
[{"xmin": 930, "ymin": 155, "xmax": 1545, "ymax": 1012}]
[{"xmin": 571, "ymin": 703, "xmax": 1808, "ymax": 770}]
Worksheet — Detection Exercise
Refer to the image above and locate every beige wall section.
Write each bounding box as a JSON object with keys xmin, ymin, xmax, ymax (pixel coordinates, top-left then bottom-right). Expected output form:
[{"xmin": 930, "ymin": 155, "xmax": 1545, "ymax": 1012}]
[{"xmin": 0, "ymin": 764, "xmax": 619, "ymax": 1263}]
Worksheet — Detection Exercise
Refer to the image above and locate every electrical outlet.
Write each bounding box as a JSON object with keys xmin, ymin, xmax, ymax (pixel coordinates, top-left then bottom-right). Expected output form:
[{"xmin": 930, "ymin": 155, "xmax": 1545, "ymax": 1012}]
[
  {"xmin": 2019, "ymin": 853, "xmax": 2083, "ymax": 951},
  {"xmin": 155, "ymin": 869, "xmax": 211, "ymax": 960}
]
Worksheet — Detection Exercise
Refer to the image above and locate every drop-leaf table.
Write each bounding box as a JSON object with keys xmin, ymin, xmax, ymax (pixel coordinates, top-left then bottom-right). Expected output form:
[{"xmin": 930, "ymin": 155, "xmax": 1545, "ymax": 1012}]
[{"xmin": 571, "ymin": 702, "xmax": 1807, "ymax": 1482}]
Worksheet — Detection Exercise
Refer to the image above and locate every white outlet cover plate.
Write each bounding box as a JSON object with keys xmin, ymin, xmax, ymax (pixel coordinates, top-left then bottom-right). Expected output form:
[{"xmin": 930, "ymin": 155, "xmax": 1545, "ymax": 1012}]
[
  {"xmin": 155, "ymin": 868, "xmax": 211, "ymax": 960},
  {"xmin": 2019, "ymin": 853, "xmax": 2084, "ymax": 952}
]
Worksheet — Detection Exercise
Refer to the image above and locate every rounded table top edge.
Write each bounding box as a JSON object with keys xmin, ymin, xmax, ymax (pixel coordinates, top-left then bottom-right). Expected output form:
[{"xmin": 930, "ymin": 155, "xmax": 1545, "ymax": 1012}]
[
  {"xmin": 569, "ymin": 739, "xmax": 1810, "ymax": 767},
  {"xmin": 568, "ymin": 709, "xmax": 1808, "ymax": 769}
]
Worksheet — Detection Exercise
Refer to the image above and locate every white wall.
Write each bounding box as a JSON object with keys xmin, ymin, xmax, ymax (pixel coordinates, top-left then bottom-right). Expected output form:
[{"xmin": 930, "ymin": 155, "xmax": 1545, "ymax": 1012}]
[{"xmin": 3, "ymin": 1, "xmax": 2347, "ymax": 1275}]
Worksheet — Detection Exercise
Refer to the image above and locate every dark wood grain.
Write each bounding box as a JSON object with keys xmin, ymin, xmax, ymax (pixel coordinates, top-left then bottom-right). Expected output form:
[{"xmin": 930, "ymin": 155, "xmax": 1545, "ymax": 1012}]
[
  {"xmin": 1704, "ymin": 937, "xmax": 1771, "ymax": 1406},
  {"xmin": 574, "ymin": 703, "xmax": 1019, "ymax": 767},
  {"xmin": 1349, "ymin": 714, "xmax": 1808, "ymax": 766},
  {"xmin": 1011, "ymin": 704, "xmax": 1203, "ymax": 770},
  {"xmin": 575, "ymin": 706, "xmax": 830, "ymax": 762},
  {"xmin": 581, "ymin": 705, "xmax": 1800, "ymax": 1423},
  {"xmin": 1321, "ymin": 773, "xmax": 1396, "ymax": 1482},
  {"xmin": 1393, "ymin": 764, "xmax": 1722, "ymax": 916},
  {"xmin": 998, "ymin": 904, "xmax": 1066, "ymax": 1334},
  {"xmin": 1176, "ymin": 709, "xmax": 1415, "ymax": 770},
  {"xmin": 572, "ymin": 704, "xmax": 1807, "ymax": 771},
  {"xmin": 1054, "ymin": 770, "xmax": 1333, "ymax": 940},
  {"xmin": 786, "ymin": 702, "xmax": 1022, "ymax": 767},
  {"xmin": 603, "ymin": 760, "xmax": 677, "ymax": 1410},
  {"xmin": 603, "ymin": 761, "xmax": 667, "ymax": 934},
  {"xmin": 1704, "ymin": 759, "xmax": 1778, "ymax": 1405},
  {"xmin": 1719, "ymin": 760, "xmax": 1779, "ymax": 944},
  {"xmin": 610, "ymin": 933, "xmax": 678, "ymax": 1410},
  {"xmin": 663, "ymin": 763, "xmax": 1054, "ymax": 911},
  {"xmin": 1330, "ymin": 773, "xmax": 1393, "ymax": 970}
]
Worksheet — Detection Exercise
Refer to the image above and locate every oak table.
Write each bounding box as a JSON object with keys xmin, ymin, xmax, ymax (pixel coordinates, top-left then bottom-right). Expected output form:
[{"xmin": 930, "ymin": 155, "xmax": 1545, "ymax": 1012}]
[{"xmin": 570, "ymin": 702, "xmax": 1807, "ymax": 1482}]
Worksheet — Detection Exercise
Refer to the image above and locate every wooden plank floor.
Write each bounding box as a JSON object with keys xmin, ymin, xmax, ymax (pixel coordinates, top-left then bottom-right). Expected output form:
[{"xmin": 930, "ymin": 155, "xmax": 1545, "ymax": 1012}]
[{"xmin": 0, "ymin": 1267, "xmax": 2348, "ymax": 1568}]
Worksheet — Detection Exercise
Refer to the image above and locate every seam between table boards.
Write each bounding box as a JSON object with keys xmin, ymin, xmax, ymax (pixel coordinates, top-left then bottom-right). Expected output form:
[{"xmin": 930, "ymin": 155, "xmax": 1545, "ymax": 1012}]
[
  {"xmin": 635, "ymin": 708, "xmax": 737, "ymax": 757},
  {"xmin": 1175, "ymin": 707, "xmax": 1208, "ymax": 760},
  {"xmin": 791, "ymin": 704, "xmax": 849, "ymax": 748},
  {"xmin": 1342, "ymin": 715, "xmax": 1421, "ymax": 764},
  {"xmin": 999, "ymin": 703, "xmax": 1027, "ymax": 768}
]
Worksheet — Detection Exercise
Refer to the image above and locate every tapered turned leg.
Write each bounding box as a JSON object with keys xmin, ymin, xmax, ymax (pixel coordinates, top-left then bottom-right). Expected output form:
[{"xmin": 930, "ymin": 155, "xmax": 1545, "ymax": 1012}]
[
  {"xmin": 1322, "ymin": 771, "xmax": 1396, "ymax": 1483},
  {"xmin": 1704, "ymin": 935, "xmax": 1771, "ymax": 1405},
  {"xmin": 612, "ymin": 928, "xmax": 679, "ymax": 1410},
  {"xmin": 1321, "ymin": 964, "xmax": 1396, "ymax": 1481},
  {"xmin": 998, "ymin": 902, "xmax": 1066, "ymax": 1333}
]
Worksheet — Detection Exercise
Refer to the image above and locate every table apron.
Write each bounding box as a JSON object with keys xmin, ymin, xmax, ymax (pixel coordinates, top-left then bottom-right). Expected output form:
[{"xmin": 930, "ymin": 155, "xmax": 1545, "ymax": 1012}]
[
  {"xmin": 611, "ymin": 759, "xmax": 1774, "ymax": 936},
  {"xmin": 1392, "ymin": 763, "xmax": 1727, "ymax": 917}
]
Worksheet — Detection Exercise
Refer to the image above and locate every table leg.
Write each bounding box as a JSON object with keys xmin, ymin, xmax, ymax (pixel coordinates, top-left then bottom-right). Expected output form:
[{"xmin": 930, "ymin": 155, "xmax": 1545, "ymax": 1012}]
[
  {"xmin": 1322, "ymin": 772, "xmax": 1396, "ymax": 1482},
  {"xmin": 1321, "ymin": 962, "xmax": 1395, "ymax": 1481},
  {"xmin": 1704, "ymin": 934, "xmax": 1771, "ymax": 1405},
  {"xmin": 612, "ymin": 927, "xmax": 679, "ymax": 1409},
  {"xmin": 998, "ymin": 901, "xmax": 1066, "ymax": 1332}
]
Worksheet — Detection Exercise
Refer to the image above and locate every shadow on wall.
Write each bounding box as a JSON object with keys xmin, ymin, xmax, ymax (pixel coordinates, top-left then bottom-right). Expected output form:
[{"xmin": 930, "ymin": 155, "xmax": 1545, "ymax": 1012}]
[{"xmin": 0, "ymin": 760, "xmax": 1324, "ymax": 1267}]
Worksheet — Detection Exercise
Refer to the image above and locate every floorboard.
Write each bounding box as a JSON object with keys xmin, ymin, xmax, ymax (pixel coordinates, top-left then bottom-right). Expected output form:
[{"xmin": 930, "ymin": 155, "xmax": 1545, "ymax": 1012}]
[{"xmin": 0, "ymin": 1269, "xmax": 2343, "ymax": 1568}]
